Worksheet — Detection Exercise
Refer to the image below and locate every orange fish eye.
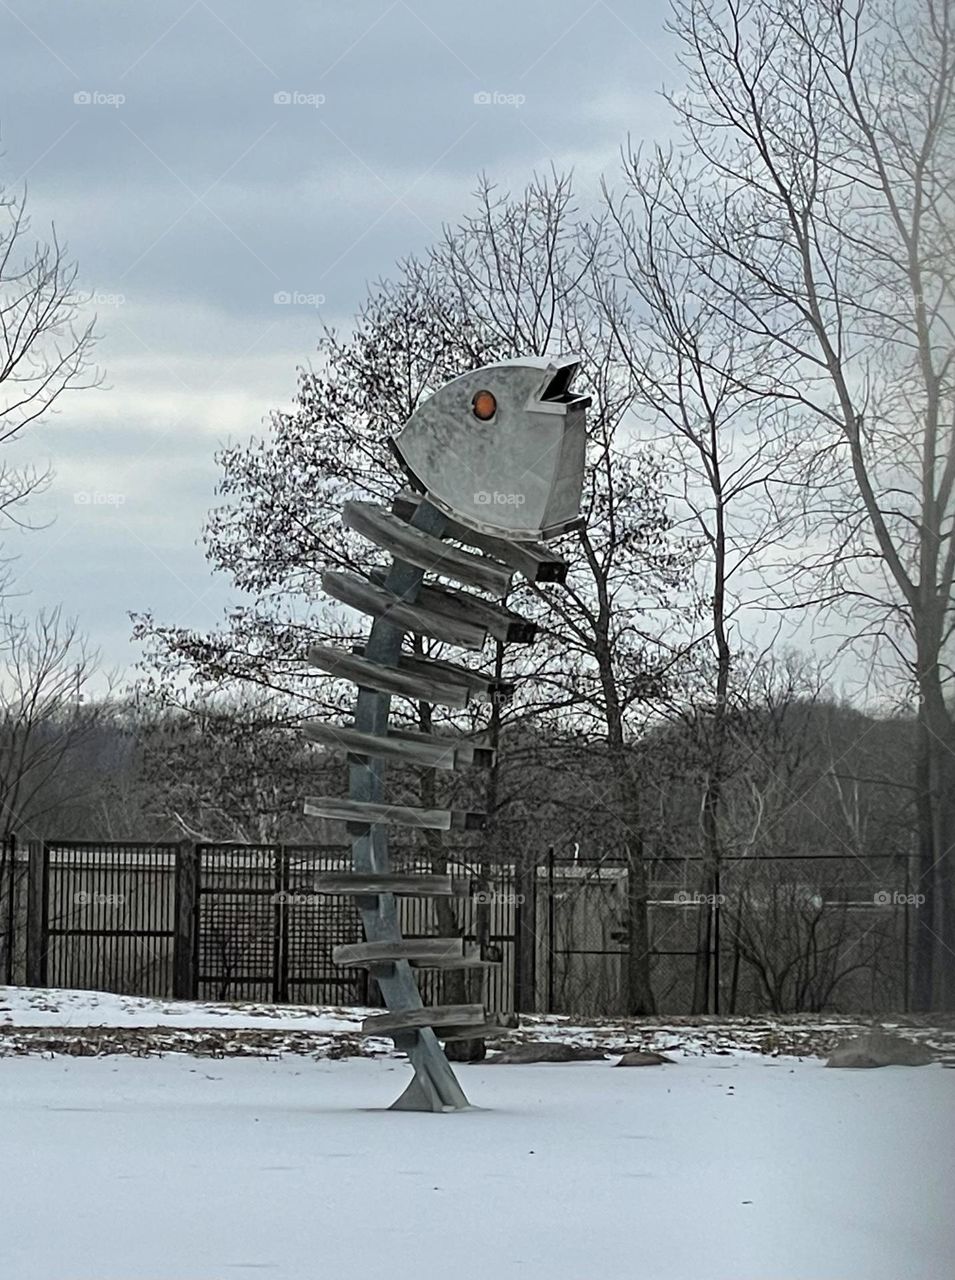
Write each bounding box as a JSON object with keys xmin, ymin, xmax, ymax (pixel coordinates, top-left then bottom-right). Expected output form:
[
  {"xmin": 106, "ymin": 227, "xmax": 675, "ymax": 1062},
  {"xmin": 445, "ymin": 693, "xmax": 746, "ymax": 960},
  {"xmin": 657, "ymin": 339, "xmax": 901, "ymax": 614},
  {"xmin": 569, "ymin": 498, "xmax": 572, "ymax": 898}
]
[{"xmin": 472, "ymin": 390, "xmax": 497, "ymax": 420}]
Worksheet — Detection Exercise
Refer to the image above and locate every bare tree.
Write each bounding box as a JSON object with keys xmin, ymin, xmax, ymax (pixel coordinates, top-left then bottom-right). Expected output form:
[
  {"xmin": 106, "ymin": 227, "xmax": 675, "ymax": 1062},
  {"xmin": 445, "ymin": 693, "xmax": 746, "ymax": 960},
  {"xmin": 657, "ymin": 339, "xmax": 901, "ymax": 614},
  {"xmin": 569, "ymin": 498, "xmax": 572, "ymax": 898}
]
[
  {"xmin": 0, "ymin": 607, "xmax": 104, "ymax": 840},
  {"xmin": 0, "ymin": 182, "xmax": 99, "ymax": 555},
  {"xmin": 412, "ymin": 174, "xmax": 694, "ymax": 1012},
  {"xmin": 645, "ymin": 0, "xmax": 955, "ymax": 1007},
  {"xmin": 132, "ymin": 685, "xmax": 336, "ymax": 844},
  {"xmin": 598, "ymin": 152, "xmax": 805, "ymax": 1010}
]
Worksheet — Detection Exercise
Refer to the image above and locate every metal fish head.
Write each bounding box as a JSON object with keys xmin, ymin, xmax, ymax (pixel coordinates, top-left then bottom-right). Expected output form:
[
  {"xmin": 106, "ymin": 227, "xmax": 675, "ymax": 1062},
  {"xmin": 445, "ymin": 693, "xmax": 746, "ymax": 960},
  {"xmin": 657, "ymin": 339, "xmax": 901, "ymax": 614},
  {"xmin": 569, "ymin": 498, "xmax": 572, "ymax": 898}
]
[{"xmin": 390, "ymin": 354, "xmax": 590, "ymax": 542}]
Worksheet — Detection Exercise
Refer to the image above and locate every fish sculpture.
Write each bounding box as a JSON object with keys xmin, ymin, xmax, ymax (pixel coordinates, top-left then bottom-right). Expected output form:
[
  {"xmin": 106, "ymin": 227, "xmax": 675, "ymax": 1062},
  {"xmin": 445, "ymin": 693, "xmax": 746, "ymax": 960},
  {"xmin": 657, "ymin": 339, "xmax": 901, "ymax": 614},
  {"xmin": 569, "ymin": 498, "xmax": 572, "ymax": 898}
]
[
  {"xmin": 391, "ymin": 354, "xmax": 590, "ymax": 541},
  {"xmin": 302, "ymin": 354, "xmax": 588, "ymax": 1111}
]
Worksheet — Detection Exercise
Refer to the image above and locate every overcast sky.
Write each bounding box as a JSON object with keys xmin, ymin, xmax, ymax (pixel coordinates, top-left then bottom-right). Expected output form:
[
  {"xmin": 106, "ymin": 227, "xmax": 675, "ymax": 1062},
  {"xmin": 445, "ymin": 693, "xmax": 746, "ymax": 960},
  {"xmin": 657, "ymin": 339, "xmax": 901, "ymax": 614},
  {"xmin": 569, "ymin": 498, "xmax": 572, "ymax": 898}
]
[{"xmin": 0, "ymin": 0, "xmax": 685, "ymax": 684}]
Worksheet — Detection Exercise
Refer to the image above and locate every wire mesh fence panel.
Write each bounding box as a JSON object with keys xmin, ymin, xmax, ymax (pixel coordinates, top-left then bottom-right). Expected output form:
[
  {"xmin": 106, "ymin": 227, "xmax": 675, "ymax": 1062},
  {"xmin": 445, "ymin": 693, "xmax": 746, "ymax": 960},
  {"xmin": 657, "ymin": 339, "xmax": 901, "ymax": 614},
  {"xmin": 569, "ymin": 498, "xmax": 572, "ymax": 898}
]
[
  {"xmin": 445, "ymin": 857, "xmax": 518, "ymax": 1014},
  {"xmin": 535, "ymin": 858, "xmax": 629, "ymax": 1015},
  {"xmin": 196, "ymin": 844, "xmax": 284, "ymax": 1002},
  {"xmin": 285, "ymin": 846, "xmax": 366, "ymax": 1005},
  {"xmin": 647, "ymin": 855, "xmax": 709, "ymax": 1005},
  {"xmin": 43, "ymin": 841, "xmax": 179, "ymax": 996}
]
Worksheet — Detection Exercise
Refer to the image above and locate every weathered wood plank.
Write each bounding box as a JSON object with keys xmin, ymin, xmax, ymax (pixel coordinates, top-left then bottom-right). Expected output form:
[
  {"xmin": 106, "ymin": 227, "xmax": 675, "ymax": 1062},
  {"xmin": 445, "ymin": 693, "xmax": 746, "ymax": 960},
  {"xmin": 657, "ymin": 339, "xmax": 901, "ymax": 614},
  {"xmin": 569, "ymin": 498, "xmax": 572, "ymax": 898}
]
[
  {"xmin": 384, "ymin": 726, "xmax": 493, "ymax": 768},
  {"xmin": 334, "ymin": 939, "xmax": 499, "ymax": 969},
  {"xmin": 302, "ymin": 721, "xmax": 493, "ymax": 771},
  {"xmin": 414, "ymin": 950, "xmax": 500, "ymax": 971},
  {"xmin": 334, "ymin": 937, "xmax": 466, "ymax": 966},
  {"xmin": 361, "ymin": 1003, "xmax": 487, "ymax": 1036},
  {"xmin": 307, "ymin": 644, "xmax": 472, "ymax": 709},
  {"xmin": 394, "ymin": 490, "xmax": 568, "ymax": 583},
  {"xmin": 304, "ymin": 795, "xmax": 486, "ymax": 831},
  {"xmin": 354, "ymin": 645, "xmax": 511, "ymax": 705},
  {"xmin": 322, "ymin": 571, "xmax": 487, "ymax": 651},
  {"xmin": 435, "ymin": 1016, "xmax": 520, "ymax": 1040},
  {"xmin": 414, "ymin": 582, "xmax": 537, "ymax": 644},
  {"xmin": 343, "ymin": 501, "xmax": 513, "ymax": 597},
  {"xmin": 370, "ymin": 567, "xmax": 535, "ymax": 644},
  {"xmin": 307, "ymin": 871, "xmax": 473, "ymax": 897}
]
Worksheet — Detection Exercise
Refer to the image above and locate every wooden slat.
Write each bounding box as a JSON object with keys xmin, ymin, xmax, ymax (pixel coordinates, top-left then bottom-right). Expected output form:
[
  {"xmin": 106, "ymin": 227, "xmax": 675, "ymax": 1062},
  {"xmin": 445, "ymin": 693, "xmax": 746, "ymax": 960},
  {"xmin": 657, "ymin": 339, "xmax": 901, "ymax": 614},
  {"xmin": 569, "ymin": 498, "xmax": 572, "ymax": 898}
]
[
  {"xmin": 307, "ymin": 645, "xmax": 472, "ymax": 709},
  {"xmin": 369, "ymin": 569, "xmax": 535, "ymax": 644},
  {"xmin": 435, "ymin": 1017, "xmax": 520, "ymax": 1040},
  {"xmin": 343, "ymin": 501, "xmax": 513, "ymax": 597},
  {"xmin": 415, "ymin": 582, "xmax": 537, "ymax": 645},
  {"xmin": 304, "ymin": 795, "xmax": 485, "ymax": 831},
  {"xmin": 322, "ymin": 571, "xmax": 487, "ymax": 651},
  {"xmin": 386, "ymin": 726, "xmax": 493, "ymax": 768},
  {"xmin": 306, "ymin": 872, "xmax": 473, "ymax": 897},
  {"xmin": 394, "ymin": 490, "xmax": 568, "ymax": 583},
  {"xmin": 302, "ymin": 721, "xmax": 494, "ymax": 770},
  {"xmin": 353, "ymin": 645, "xmax": 510, "ymax": 705},
  {"xmin": 334, "ymin": 938, "xmax": 467, "ymax": 966},
  {"xmin": 361, "ymin": 1003, "xmax": 487, "ymax": 1036},
  {"xmin": 414, "ymin": 949, "xmax": 500, "ymax": 971},
  {"xmin": 333, "ymin": 939, "xmax": 499, "ymax": 970}
]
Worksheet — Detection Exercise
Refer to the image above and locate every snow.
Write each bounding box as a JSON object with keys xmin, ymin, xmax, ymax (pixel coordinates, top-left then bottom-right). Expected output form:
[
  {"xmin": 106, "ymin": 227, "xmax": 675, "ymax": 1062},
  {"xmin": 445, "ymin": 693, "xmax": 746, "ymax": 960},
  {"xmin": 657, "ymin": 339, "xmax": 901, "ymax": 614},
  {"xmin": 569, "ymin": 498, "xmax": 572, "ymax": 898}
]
[
  {"xmin": 2, "ymin": 1050, "xmax": 952, "ymax": 1279},
  {"xmin": 0, "ymin": 985, "xmax": 369, "ymax": 1032},
  {"xmin": 12, "ymin": 987, "xmax": 948, "ymax": 1063}
]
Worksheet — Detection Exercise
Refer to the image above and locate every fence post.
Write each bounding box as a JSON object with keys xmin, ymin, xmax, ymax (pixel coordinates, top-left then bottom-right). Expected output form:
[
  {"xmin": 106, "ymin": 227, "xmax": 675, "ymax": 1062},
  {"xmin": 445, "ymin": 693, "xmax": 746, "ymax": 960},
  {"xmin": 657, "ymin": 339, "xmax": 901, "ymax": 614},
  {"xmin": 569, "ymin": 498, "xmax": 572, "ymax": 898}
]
[
  {"xmin": 273, "ymin": 844, "xmax": 289, "ymax": 1004},
  {"xmin": 173, "ymin": 840, "xmax": 199, "ymax": 999},
  {"xmin": 514, "ymin": 855, "xmax": 538, "ymax": 1013},
  {"xmin": 713, "ymin": 863, "xmax": 721, "ymax": 1015},
  {"xmin": 546, "ymin": 845, "xmax": 556, "ymax": 1013},
  {"xmin": 25, "ymin": 839, "xmax": 48, "ymax": 987},
  {"xmin": 2, "ymin": 833, "xmax": 15, "ymax": 984},
  {"xmin": 903, "ymin": 843, "xmax": 912, "ymax": 1012}
]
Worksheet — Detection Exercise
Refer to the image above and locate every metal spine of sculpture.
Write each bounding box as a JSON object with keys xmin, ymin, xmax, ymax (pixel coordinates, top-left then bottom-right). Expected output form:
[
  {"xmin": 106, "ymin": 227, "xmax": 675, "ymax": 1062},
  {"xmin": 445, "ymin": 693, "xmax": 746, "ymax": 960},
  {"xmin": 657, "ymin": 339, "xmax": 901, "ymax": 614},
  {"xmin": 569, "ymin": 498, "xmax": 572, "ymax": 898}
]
[{"xmin": 303, "ymin": 355, "xmax": 590, "ymax": 1111}]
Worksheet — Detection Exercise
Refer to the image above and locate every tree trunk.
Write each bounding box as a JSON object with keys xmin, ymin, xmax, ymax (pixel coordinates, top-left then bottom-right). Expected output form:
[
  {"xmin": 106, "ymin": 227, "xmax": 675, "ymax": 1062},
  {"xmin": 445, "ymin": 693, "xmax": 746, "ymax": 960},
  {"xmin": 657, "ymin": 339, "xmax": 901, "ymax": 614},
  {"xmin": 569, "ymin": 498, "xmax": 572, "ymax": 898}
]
[
  {"xmin": 692, "ymin": 482, "xmax": 730, "ymax": 1014},
  {"xmin": 916, "ymin": 631, "xmax": 955, "ymax": 1011},
  {"xmin": 912, "ymin": 716, "xmax": 935, "ymax": 1010},
  {"xmin": 625, "ymin": 836, "xmax": 656, "ymax": 1014}
]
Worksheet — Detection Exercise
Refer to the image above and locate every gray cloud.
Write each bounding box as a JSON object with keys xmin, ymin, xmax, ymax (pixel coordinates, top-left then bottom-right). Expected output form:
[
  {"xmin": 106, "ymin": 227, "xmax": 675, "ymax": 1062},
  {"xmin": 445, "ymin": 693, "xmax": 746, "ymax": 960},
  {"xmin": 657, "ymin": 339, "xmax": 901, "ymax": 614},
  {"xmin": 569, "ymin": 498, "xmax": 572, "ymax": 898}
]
[{"xmin": 1, "ymin": 0, "xmax": 676, "ymax": 672}]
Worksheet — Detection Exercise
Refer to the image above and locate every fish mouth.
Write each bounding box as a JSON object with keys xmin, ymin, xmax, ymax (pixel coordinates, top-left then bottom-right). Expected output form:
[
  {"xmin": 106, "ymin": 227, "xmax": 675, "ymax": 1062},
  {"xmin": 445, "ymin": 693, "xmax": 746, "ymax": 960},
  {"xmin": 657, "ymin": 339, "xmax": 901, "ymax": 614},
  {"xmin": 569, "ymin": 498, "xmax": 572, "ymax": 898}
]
[{"xmin": 528, "ymin": 355, "xmax": 592, "ymax": 414}]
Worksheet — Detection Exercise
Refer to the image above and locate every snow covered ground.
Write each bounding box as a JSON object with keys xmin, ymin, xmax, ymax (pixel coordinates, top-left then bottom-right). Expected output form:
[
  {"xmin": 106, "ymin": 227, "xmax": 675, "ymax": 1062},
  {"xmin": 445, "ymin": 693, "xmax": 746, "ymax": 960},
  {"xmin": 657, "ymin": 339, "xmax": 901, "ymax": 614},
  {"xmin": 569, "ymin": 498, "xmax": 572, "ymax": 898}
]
[
  {"xmin": 0, "ymin": 985, "xmax": 367, "ymax": 1032},
  {"xmin": 2, "ymin": 1048, "xmax": 953, "ymax": 1279},
  {"xmin": 7, "ymin": 985, "xmax": 954, "ymax": 1061}
]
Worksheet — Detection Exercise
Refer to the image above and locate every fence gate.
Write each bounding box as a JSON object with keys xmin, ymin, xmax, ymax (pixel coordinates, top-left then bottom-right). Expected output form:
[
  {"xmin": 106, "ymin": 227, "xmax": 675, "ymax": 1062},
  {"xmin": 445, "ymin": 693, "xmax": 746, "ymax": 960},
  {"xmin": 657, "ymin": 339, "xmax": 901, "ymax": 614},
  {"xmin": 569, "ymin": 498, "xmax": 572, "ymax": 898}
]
[
  {"xmin": 196, "ymin": 844, "xmax": 368, "ymax": 1004},
  {"xmin": 25, "ymin": 840, "xmax": 180, "ymax": 996}
]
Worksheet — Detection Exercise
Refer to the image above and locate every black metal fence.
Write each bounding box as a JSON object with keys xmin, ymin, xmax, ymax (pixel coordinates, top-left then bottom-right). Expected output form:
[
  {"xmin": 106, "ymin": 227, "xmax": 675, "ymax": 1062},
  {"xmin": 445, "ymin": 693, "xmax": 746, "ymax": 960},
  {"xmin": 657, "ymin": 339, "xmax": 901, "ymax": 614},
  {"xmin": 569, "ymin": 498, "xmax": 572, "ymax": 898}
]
[
  {"xmin": 195, "ymin": 843, "xmax": 366, "ymax": 1004},
  {"xmin": 542, "ymin": 849, "xmax": 914, "ymax": 1015},
  {"xmin": 0, "ymin": 837, "xmax": 916, "ymax": 1015}
]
